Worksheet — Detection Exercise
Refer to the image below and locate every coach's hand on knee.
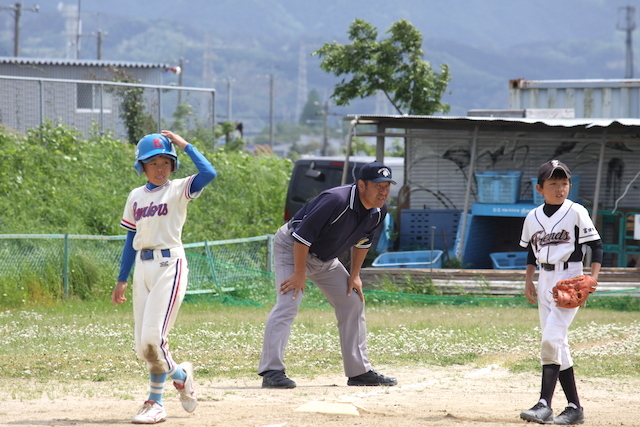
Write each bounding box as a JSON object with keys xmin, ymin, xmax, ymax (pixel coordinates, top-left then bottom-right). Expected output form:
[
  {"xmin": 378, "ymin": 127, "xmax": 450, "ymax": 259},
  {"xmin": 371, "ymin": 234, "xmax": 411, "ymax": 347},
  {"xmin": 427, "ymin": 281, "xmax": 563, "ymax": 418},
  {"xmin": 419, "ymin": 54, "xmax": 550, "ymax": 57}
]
[
  {"xmin": 347, "ymin": 276, "xmax": 365, "ymax": 302},
  {"xmin": 279, "ymin": 272, "xmax": 306, "ymax": 300}
]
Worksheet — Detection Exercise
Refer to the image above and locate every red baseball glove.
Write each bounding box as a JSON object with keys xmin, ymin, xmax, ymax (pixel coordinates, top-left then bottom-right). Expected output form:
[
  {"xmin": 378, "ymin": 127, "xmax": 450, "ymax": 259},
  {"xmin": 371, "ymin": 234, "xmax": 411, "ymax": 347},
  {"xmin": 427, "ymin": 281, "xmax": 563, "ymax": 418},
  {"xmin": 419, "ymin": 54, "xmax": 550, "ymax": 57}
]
[{"xmin": 552, "ymin": 275, "xmax": 598, "ymax": 308}]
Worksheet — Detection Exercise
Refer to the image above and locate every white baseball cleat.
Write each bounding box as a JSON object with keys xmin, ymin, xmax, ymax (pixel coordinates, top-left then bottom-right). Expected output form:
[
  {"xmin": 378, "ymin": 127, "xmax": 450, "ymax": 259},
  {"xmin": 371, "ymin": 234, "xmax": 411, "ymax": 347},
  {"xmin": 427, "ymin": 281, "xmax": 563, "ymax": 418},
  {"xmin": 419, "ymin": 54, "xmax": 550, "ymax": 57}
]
[
  {"xmin": 174, "ymin": 361, "xmax": 197, "ymax": 413},
  {"xmin": 131, "ymin": 400, "xmax": 167, "ymax": 424}
]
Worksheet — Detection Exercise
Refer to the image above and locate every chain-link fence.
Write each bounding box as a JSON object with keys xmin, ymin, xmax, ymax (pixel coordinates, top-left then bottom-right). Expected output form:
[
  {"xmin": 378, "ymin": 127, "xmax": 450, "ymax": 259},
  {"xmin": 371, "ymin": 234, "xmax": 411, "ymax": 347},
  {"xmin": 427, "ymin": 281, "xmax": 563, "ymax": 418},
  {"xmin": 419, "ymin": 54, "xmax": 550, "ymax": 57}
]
[
  {"xmin": 0, "ymin": 75, "xmax": 216, "ymax": 141},
  {"xmin": 0, "ymin": 234, "xmax": 272, "ymax": 303},
  {"xmin": 2, "ymin": 234, "xmax": 639, "ymax": 310}
]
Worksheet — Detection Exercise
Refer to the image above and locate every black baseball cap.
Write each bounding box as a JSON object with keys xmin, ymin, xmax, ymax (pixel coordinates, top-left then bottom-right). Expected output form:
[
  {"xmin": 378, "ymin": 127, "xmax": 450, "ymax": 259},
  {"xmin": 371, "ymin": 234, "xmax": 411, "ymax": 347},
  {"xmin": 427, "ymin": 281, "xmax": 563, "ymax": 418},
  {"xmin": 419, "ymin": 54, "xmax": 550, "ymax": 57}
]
[
  {"xmin": 358, "ymin": 161, "xmax": 397, "ymax": 184},
  {"xmin": 538, "ymin": 160, "xmax": 572, "ymax": 181}
]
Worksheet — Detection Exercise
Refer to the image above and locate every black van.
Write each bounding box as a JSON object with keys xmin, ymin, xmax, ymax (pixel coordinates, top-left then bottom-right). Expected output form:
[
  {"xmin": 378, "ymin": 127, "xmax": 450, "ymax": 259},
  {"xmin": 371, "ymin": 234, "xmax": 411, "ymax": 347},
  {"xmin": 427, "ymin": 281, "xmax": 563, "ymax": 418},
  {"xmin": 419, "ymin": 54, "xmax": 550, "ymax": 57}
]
[{"xmin": 284, "ymin": 156, "xmax": 404, "ymax": 221}]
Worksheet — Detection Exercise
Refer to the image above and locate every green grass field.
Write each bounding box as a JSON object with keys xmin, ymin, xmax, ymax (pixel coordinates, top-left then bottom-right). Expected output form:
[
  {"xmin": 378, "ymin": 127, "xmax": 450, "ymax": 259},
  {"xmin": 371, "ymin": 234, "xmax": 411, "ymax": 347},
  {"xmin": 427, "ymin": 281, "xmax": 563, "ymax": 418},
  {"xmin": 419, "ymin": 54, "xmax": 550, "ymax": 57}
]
[{"xmin": 1, "ymin": 299, "xmax": 639, "ymax": 390}]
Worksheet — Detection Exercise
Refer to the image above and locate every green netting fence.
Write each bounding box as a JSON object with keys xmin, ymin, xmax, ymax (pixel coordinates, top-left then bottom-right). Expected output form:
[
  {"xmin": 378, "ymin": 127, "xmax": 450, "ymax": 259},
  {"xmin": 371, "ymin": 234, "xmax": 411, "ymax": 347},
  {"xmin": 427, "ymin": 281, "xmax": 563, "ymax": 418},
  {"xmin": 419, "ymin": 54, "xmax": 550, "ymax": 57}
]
[{"xmin": 1, "ymin": 234, "xmax": 639, "ymax": 309}]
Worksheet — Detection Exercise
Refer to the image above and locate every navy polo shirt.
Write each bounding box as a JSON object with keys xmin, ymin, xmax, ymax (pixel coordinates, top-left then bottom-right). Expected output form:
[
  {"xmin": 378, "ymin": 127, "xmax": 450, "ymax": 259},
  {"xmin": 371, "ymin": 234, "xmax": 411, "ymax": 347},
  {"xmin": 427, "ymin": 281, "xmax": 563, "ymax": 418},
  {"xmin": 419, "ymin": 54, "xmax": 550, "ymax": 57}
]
[{"xmin": 290, "ymin": 184, "xmax": 387, "ymax": 261}]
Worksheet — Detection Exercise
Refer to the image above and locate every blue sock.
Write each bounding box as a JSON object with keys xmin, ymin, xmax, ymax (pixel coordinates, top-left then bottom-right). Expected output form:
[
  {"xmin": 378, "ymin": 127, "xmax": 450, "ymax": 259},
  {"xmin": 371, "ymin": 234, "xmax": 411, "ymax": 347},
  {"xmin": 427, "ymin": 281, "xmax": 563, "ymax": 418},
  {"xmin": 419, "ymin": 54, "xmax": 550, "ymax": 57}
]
[
  {"xmin": 169, "ymin": 364, "xmax": 186, "ymax": 383},
  {"xmin": 148, "ymin": 372, "xmax": 167, "ymax": 405}
]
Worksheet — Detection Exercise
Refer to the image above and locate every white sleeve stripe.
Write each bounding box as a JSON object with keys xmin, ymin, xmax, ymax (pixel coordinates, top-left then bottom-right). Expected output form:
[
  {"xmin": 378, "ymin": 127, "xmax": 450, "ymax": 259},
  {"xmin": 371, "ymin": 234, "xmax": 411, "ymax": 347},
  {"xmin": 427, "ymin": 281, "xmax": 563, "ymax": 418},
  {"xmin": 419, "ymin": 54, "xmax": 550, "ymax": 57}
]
[
  {"xmin": 292, "ymin": 232, "xmax": 312, "ymax": 247},
  {"xmin": 184, "ymin": 175, "xmax": 200, "ymax": 199}
]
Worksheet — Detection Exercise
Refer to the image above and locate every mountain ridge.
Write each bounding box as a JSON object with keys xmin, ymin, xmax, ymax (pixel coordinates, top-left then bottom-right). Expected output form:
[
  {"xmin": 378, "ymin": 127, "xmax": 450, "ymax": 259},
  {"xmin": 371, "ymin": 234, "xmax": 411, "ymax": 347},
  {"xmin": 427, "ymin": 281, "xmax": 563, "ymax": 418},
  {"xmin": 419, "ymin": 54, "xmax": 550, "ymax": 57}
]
[{"xmin": 2, "ymin": 0, "xmax": 634, "ymax": 136}]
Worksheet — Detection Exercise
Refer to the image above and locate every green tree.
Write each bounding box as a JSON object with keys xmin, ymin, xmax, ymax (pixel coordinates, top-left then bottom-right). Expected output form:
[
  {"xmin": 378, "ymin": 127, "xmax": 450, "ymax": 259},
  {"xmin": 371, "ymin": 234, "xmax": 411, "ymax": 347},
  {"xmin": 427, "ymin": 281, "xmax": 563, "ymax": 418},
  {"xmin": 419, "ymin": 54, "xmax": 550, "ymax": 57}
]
[
  {"xmin": 313, "ymin": 18, "xmax": 451, "ymax": 115},
  {"xmin": 0, "ymin": 123, "xmax": 290, "ymax": 239},
  {"xmin": 299, "ymin": 89, "xmax": 323, "ymax": 127},
  {"xmin": 108, "ymin": 68, "xmax": 157, "ymax": 144},
  {"xmin": 347, "ymin": 137, "xmax": 376, "ymax": 156}
]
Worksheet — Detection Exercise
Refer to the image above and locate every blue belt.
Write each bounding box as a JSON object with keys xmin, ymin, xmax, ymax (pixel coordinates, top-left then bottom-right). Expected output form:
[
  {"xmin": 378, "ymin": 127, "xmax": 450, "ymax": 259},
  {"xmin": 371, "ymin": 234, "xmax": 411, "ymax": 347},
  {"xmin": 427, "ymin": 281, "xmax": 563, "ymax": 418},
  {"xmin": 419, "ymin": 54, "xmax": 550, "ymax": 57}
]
[{"xmin": 140, "ymin": 249, "xmax": 171, "ymax": 261}]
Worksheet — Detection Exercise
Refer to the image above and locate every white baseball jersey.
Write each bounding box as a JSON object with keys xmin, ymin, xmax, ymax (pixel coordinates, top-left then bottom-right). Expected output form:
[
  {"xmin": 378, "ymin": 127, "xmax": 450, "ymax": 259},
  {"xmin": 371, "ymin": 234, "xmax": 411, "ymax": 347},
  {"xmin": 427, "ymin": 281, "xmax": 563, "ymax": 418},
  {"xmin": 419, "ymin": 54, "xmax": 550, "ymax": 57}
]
[
  {"xmin": 120, "ymin": 175, "xmax": 202, "ymax": 250},
  {"xmin": 519, "ymin": 200, "xmax": 600, "ymax": 265}
]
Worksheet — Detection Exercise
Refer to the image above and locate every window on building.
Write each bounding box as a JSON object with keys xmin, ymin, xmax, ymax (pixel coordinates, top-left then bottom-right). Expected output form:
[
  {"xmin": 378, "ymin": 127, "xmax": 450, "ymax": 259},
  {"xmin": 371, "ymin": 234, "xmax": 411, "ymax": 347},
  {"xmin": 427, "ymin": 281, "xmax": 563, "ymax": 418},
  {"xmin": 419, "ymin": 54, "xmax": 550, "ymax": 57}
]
[{"xmin": 76, "ymin": 83, "xmax": 112, "ymax": 113}]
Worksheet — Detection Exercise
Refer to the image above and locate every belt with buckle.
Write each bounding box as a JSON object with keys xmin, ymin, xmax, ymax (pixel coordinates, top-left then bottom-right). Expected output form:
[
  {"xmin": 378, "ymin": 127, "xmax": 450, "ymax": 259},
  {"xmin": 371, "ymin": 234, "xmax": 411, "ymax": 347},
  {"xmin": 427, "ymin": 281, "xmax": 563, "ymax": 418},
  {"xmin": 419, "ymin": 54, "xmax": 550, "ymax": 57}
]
[
  {"xmin": 140, "ymin": 249, "xmax": 171, "ymax": 261},
  {"xmin": 540, "ymin": 262, "xmax": 568, "ymax": 271}
]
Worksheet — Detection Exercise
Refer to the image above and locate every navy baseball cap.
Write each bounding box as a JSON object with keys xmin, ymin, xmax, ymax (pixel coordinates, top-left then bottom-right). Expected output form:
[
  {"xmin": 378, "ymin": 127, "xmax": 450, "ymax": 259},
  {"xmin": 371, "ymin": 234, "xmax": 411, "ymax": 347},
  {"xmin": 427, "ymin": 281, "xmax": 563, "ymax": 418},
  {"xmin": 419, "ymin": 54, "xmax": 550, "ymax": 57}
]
[
  {"xmin": 538, "ymin": 160, "xmax": 572, "ymax": 181},
  {"xmin": 358, "ymin": 161, "xmax": 397, "ymax": 184}
]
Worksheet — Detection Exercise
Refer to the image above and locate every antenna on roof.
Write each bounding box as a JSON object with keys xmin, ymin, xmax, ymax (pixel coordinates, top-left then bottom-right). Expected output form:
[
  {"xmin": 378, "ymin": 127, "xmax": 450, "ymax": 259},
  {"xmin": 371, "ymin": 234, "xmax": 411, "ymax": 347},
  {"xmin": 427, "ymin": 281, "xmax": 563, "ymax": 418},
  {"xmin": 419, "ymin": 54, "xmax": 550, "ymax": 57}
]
[{"xmin": 617, "ymin": 5, "xmax": 636, "ymax": 79}]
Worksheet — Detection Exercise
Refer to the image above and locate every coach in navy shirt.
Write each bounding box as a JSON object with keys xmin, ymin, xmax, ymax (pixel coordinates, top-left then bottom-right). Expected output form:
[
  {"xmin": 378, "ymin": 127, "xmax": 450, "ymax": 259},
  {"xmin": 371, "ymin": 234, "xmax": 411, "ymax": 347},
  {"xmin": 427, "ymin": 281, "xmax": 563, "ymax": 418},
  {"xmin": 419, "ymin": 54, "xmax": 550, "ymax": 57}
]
[{"xmin": 258, "ymin": 161, "xmax": 398, "ymax": 389}]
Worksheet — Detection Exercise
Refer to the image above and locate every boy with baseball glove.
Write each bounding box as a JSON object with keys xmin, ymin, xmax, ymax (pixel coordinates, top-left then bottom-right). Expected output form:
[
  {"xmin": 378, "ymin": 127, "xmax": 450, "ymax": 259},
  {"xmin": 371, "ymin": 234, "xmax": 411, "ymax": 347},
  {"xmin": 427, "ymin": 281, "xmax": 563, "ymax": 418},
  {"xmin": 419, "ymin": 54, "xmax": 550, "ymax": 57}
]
[{"xmin": 519, "ymin": 160, "xmax": 603, "ymax": 425}]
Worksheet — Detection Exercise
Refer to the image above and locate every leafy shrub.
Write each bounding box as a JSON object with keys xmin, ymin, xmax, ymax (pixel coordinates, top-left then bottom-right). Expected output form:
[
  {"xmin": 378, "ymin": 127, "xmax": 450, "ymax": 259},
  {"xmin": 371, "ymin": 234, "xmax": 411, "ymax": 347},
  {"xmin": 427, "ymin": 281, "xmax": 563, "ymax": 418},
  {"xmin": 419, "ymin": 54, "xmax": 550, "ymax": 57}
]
[{"xmin": 0, "ymin": 123, "xmax": 292, "ymax": 306}]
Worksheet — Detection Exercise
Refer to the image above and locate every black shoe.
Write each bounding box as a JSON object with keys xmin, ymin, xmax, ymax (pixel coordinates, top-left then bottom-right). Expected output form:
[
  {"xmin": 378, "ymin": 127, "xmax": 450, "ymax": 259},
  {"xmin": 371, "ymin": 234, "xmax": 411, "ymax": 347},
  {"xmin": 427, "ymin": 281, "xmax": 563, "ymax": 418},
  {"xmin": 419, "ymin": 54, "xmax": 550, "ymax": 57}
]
[
  {"xmin": 554, "ymin": 406, "xmax": 584, "ymax": 425},
  {"xmin": 520, "ymin": 402, "xmax": 553, "ymax": 424},
  {"xmin": 260, "ymin": 370, "xmax": 296, "ymax": 389},
  {"xmin": 347, "ymin": 370, "xmax": 397, "ymax": 386}
]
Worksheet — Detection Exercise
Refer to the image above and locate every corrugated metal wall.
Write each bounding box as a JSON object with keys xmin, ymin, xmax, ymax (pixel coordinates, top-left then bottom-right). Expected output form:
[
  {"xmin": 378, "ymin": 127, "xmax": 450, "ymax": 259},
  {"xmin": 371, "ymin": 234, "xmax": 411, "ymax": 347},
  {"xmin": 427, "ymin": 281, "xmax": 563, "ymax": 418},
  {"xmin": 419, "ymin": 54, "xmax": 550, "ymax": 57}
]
[
  {"xmin": 0, "ymin": 76, "xmax": 215, "ymax": 141},
  {"xmin": 509, "ymin": 79, "xmax": 640, "ymax": 118},
  {"xmin": 406, "ymin": 127, "xmax": 640, "ymax": 212}
]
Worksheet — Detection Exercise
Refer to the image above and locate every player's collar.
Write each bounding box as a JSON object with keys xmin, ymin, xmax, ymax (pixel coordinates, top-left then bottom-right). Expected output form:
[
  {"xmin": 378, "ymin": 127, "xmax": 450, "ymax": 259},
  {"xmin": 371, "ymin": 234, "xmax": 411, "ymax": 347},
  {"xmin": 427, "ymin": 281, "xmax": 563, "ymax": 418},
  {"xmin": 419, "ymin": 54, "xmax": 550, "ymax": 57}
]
[{"xmin": 145, "ymin": 180, "xmax": 170, "ymax": 192}]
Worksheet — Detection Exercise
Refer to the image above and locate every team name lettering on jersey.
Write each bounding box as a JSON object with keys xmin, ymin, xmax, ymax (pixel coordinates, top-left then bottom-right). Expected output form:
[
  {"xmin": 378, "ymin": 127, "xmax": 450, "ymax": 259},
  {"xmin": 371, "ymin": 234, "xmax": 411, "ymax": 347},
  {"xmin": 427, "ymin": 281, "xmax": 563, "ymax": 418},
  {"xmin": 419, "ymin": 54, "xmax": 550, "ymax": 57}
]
[
  {"xmin": 531, "ymin": 229, "xmax": 571, "ymax": 249},
  {"xmin": 133, "ymin": 201, "xmax": 169, "ymax": 220}
]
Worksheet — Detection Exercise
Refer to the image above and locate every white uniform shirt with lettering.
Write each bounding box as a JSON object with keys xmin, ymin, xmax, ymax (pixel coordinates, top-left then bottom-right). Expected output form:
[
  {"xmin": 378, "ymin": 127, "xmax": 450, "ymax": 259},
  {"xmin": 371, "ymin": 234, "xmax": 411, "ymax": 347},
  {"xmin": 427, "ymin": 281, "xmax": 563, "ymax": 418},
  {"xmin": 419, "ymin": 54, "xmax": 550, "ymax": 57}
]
[
  {"xmin": 120, "ymin": 175, "xmax": 201, "ymax": 250},
  {"xmin": 520, "ymin": 200, "xmax": 600, "ymax": 265}
]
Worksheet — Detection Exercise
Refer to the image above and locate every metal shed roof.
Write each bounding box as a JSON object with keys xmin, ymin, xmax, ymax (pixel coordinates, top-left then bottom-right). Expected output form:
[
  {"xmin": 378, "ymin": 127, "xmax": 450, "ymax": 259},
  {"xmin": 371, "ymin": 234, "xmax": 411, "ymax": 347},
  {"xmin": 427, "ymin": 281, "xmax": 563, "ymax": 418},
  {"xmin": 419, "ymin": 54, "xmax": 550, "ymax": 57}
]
[
  {"xmin": 343, "ymin": 114, "xmax": 640, "ymax": 129},
  {"xmin": 342, "ymin": 114, "xmax": 640, "ymax": 262},
  {"xmin": 0, "ymin": 57, "xmax": 170, "ymax": 69}
]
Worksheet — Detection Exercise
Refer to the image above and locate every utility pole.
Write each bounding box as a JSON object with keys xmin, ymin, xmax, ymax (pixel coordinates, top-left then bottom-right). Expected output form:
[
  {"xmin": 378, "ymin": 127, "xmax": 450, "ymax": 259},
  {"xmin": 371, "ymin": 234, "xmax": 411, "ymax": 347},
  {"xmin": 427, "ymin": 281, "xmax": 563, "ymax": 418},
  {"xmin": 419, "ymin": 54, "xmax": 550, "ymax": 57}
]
[
  {"xmin": 321, "ymin": 100, "xmax": 328, "ymax": 156},
  {"xmin": 92, "ymin": 13, "xmax": 107, "ymax": 60},
  {"xmin": 75, "ymin": 0, "xmax": 81, "ymax": 59},
  {"xmin": 177, "ymin": 57, "xmax": 184, "ymax": 104},
  {"xmin": 617, "ymin": 6, "xmax": 636, "ymax": 78},
  {"xmin": 0, "ymin": 2, "xmax": 39, "ymax": 57},
  {"xmin": 224, "ymin": 77, "xmax": 235, "ymax": 122},
  {"xmin": 295, "ymin": 42, "xmax": 308, "ymax": 121},
  {"xmin": 269, "ymin": 73, "xmax": 274, "ymax": 147},
  {"xmin": 315, "ymin": 100, "xmax": 338, "ymax": 156},
  {"xmin": 96, "ymin": 29, "xmax": 104, "ymax": 59}
]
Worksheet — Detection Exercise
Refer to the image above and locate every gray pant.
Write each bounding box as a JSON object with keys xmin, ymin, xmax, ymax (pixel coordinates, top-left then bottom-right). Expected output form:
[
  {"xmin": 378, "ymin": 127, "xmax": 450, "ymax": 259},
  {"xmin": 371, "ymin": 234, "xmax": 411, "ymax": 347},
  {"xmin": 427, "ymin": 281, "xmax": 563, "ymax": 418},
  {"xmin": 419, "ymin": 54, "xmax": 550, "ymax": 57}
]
[{"xmin": 258, "ymin": 223, "xmax": 372, "ymax": 378}]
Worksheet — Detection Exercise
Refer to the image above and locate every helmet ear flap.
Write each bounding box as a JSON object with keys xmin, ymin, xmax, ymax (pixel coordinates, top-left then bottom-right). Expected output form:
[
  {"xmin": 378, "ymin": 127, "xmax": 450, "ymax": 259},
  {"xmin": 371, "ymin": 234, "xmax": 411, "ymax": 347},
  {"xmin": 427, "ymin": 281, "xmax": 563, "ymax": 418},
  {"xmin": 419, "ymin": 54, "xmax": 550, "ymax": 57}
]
[
  {"xmin": 168, "ymin": 143, "xmax": 180, "ymax": 172},
  {"xmin": 170, "ymin": 156, "xmax": 180, "ymax": 172}
]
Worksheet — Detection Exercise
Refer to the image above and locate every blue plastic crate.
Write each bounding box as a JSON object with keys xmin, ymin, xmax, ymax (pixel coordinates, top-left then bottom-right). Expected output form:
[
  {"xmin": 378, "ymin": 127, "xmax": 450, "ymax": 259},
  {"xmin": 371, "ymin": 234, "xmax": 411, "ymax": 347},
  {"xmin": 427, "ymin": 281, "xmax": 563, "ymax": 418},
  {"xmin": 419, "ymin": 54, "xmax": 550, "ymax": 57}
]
[
  {"xmin": 399, "ymin": 209, "xmax": 462, "ymax": 251},
  {"xmin": 490, "ymin": 252, "xmax": 528, "ymax": 270},
  {"xmin": 475, "ymin": 171, "xmax": 523, "ymax": 204},
  {"xmin": 531, "ymin": 174, "xmax": 581, "ymax": 205},
  {"xmin": 372, "ymin": 250, "xmax": 443, "ymax": 269}
]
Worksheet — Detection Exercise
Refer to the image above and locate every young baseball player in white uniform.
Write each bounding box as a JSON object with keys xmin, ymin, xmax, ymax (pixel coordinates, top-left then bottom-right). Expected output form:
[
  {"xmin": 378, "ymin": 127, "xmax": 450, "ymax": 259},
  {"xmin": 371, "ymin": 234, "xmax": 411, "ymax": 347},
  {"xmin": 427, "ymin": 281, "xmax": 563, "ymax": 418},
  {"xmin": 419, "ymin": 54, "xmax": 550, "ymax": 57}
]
[
  {"xmin": 519, "ymin": 160, "xmax": 602, "ymax": 425},
  {"xmin": 111, "ymin": 130, "xmax": 216, "ymax": 424}
]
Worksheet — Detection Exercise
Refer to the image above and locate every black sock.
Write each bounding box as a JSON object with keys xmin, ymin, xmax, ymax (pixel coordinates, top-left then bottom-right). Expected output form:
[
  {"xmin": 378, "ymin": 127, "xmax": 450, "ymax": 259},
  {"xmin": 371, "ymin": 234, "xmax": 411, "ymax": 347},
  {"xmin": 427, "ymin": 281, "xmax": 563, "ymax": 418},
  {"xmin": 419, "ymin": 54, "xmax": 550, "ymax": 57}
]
[
  {"xmin": 558, "ymin": 366, "xmax": 580, "ymax": 408},
  {"xmin": 540, "ymin": 364, "xmax": 560, "ymax": 407}
]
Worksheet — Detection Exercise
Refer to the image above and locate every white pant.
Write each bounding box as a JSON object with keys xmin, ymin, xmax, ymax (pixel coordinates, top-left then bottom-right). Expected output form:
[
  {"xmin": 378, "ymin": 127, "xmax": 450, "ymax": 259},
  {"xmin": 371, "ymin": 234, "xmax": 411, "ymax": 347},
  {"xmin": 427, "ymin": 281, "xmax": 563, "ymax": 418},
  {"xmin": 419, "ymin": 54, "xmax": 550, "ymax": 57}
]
[
  {"xmin": 132, "ymin": 248, "xmax": 188, "ymax": 374},
  {"xmin": 536, "ymin": 262, "xmax": 582, "ymax": 369}
]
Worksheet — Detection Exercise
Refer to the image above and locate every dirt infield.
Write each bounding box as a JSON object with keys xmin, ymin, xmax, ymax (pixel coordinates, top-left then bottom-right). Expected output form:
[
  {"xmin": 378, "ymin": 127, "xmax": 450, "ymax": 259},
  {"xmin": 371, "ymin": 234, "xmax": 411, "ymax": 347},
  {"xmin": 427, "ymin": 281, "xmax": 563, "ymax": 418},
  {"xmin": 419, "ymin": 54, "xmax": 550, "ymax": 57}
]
[{"xmin": 1, "ymin": 364, "xmax": 638, "ymax": 426}]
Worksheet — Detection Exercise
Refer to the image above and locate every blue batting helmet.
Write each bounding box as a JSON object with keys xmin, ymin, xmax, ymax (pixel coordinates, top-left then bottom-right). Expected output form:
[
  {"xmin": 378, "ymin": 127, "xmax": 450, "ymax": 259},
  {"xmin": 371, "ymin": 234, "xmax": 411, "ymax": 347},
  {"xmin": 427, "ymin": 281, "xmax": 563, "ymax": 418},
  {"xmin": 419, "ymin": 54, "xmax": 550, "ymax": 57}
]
[{"xmin": 134, "ymin": 133, "xmax": 179, "ymax": 175}]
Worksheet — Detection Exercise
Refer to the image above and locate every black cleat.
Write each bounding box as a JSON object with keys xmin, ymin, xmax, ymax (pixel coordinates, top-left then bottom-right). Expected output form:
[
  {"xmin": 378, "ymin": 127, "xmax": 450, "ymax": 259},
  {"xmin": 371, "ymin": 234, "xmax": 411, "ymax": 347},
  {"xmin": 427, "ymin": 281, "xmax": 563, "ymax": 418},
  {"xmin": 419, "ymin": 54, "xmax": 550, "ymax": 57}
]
[
  {"xmin": 261, "ymin": 370, "xmax": 296, "ymax": 389},
  {"xmin": 520, "ymin": 402, "xmax": 553, "ymax": 424},
  {"xmin": 553, "ymin": 406, "xmax": 584, "ymax": 425},
  {"xmin": 347, "ymin": 370, "xmax": 397, "ymax": 386}
]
